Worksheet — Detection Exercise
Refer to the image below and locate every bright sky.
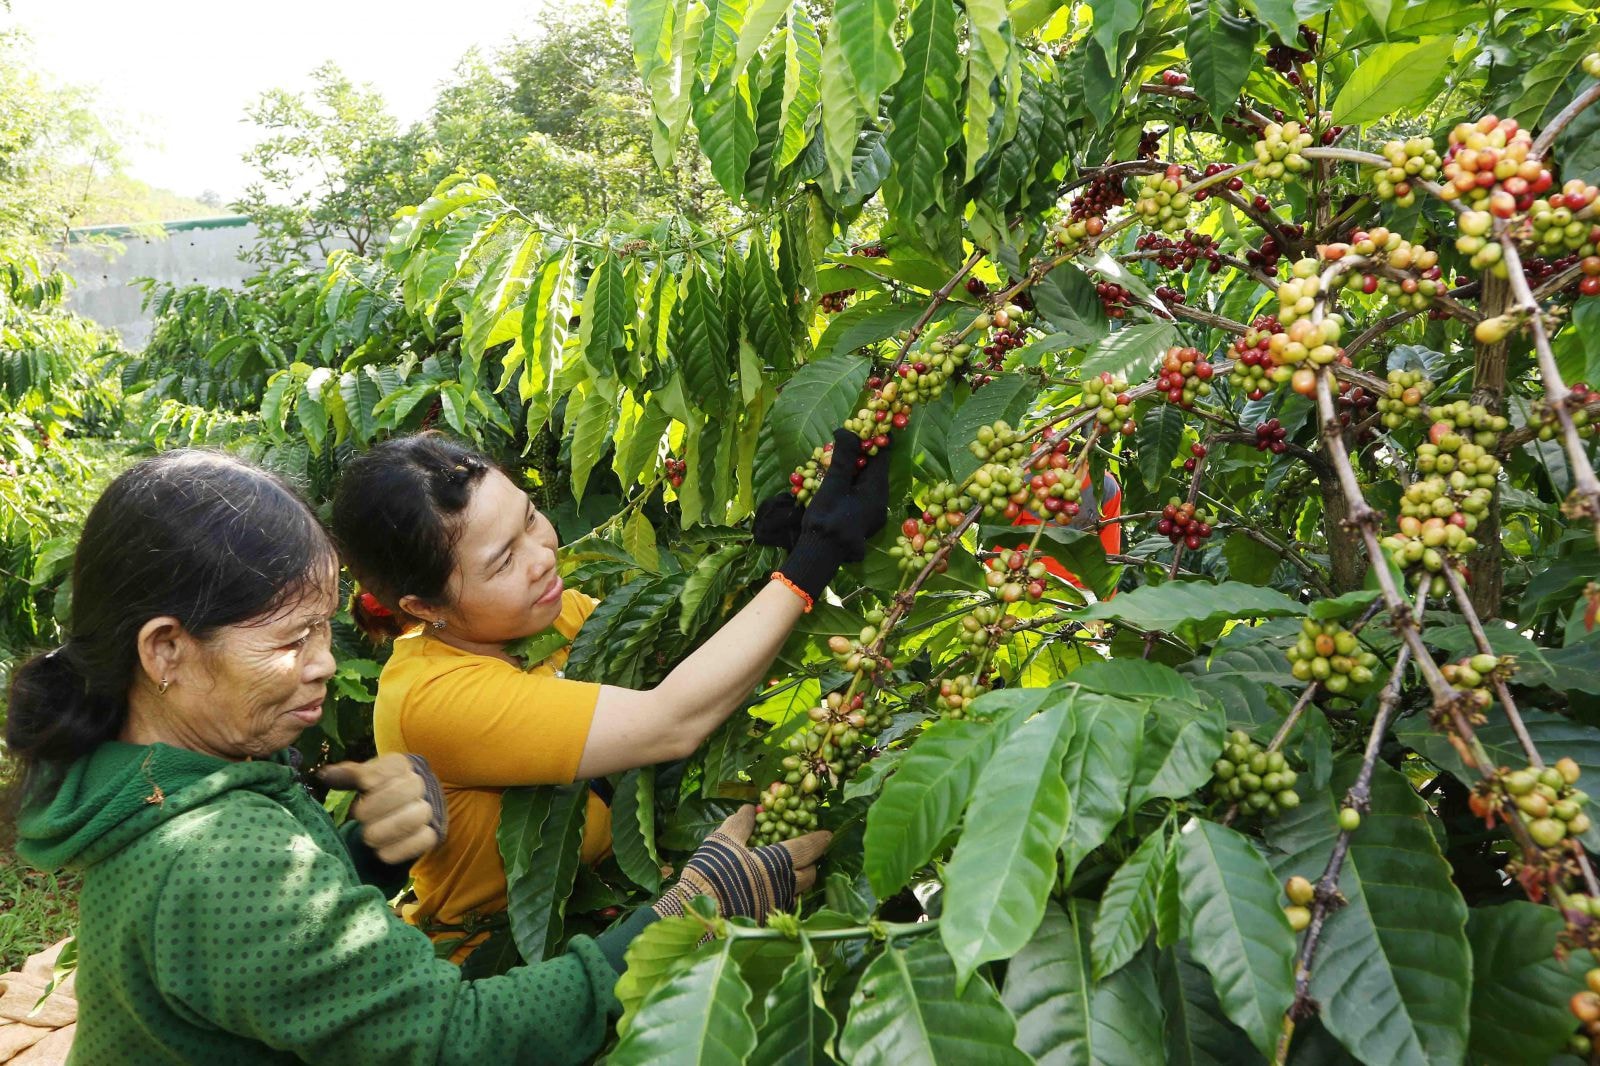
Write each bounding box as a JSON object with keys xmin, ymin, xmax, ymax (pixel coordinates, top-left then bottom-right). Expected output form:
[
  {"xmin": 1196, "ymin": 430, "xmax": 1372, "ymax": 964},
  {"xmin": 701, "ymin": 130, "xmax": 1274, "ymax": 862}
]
[{"xmin": 7, "ymin": 0, "xmax": 552, "ymax": 202}]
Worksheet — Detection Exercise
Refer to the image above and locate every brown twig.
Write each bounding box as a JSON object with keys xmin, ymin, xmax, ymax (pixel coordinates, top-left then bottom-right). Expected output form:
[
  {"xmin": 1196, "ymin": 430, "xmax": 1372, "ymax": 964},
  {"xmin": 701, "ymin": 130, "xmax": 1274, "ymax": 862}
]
[{"xmin": 1532, "ymin": 81, "xmax": 1600, "ymax": 159}]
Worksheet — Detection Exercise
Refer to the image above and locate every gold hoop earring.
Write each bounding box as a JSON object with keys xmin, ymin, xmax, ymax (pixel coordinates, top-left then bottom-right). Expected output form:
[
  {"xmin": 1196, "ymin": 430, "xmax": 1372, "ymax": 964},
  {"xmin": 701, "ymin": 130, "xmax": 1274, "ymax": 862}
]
[{"xmin": 157, "ymin": 678, "xmax": 171, "ymax": 696}]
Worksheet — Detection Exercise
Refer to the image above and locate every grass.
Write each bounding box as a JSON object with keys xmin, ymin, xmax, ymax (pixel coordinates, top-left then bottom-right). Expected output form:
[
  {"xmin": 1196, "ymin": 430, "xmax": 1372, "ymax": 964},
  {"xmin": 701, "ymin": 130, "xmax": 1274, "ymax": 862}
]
[{"xmin": 0, "ymin": 851, "xmax": 79, "ymax": 973}]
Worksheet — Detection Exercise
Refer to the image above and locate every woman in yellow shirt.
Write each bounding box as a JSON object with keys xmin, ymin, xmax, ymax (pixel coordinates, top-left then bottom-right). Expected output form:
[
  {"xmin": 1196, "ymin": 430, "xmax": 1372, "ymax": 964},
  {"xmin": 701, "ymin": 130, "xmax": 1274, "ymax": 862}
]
[{"xmin": 329, "ymin": 429, "xmax": 887, "ymax": 955}]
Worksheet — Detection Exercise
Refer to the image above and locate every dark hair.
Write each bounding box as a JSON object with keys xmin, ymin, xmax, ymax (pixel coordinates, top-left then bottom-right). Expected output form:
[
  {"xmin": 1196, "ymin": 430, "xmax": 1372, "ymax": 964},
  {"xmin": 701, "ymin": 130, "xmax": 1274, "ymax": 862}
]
[
  {"xmin": 3, "ymin": 450, "xmax": 336, "ymax": 823},
  {"xmin": 330, "ymin": 432, "xmax": 492, "ymax": 641}
]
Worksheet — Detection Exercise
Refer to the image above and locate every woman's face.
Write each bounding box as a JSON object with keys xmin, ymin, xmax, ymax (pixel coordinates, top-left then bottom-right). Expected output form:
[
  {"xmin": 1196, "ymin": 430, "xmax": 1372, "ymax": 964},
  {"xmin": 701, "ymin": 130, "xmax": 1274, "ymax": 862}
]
[
  {"xmin": 439, "ymin": 467, "xmax": 563, "ymax": 643},
  {"xmin": 162, "ymin": 569, "xmax": 340, "ymax": 760}
]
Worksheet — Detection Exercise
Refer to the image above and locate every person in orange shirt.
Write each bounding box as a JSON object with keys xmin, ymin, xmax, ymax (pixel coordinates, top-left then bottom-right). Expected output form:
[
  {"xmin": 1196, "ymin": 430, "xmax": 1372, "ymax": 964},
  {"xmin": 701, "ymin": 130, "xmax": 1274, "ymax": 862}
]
[{"xmin": 329, "ymin": 429, "xmax": 888, "ymax": 959}]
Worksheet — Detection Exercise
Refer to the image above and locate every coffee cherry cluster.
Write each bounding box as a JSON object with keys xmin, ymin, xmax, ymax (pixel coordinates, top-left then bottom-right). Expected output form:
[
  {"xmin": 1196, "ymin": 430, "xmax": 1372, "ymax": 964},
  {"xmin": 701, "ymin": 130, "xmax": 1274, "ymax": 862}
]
[
  {"xmin": 1335, "ymin": 383, "xmax": 1377, "ymax": 441},
  {"xmin": 1439, "ymin": 115, "xmax": 1551, "ymax": 220},
  {"xmin": 1439, "ymin": 652, "xmax": 1506, "ymax": 714},
  {"xmin": 1018, "ymin": 441, "xmax": 1085, "ymax": 524},
  {"xmin": 1245, "ymin": 231, "xmax": 1300, "ymax": 274},
  {"xmin": 755, "ymin": 688, "xmax": 885, "ymax": 844},
  {"xmin": 1134, "ymin": 166, "xmax": 1193, "ymax": 234},
  {"xmin": 955, "ymin": 602, "xmax": 1009, "ymax": 649},
  {"xmin": 1265, "ymin": 26, "xmax": 1317, "ymax": 73},
  {"xmin": 826, "ymin": 622, "xmax": 892, "ymax": 679},
  {"xmin": 1191, "ymin": 162, "xmax": 1245, "ymax": 204},
  {"xmin": 1155, "ymin": 345, "xmax": 1219, "ymax": 407},
  {"xmin": 1587, "ymin": 51, "xmax": 1600, "ymax": 78},
  {"xmin": 976, "ymin": 305, "xmax": 1031, "ymax": 368},
  {"xmin": 1252, "ymin": 121, "xmax": 1315, "ymax": 182},
  {"xmin": 891, "ymin": 341, "xmax": 961, "ymax": 404},
  {"xmin": 1254, "ymin": 418, "xmax": 1289, "ymax": 453},
  {"xmin": 1231, "ymin": 315, "xmax": 1292, "ymax": 400},
  {"xmin": 1504, "ymin": 757, "xmax": 1589, "ymax": 849},
  {"xmin": 1083, "ymin": 373, "xmax": 1135, "ymax": 429},
  {"xmin": 1160, "ymin": 69, "xmax": 1187, "ymax": 86},
  {"xmin": 1095, "ymin": 280, "xmax": 1136, "ymax": 318},
  {"xmin": 1136, "ymin": 230, "xmax": 1223, "ymax": 274},
  {"xmin": 1070, "ymin": 172, "xmax": 1127, "ymax": 221},
  {"xmin": 819, "ymin": 289, "xmax": 854, "ymax": 313},
  {"xmin": 1275, "ymin": 258, "xmax": 1325, "ymax": 326},
  {"xmin": 1376, "ymin": 369, "xmax": 1433, "ymax": 428},
  {"xmin": 1051, "ymin": 213, "xmax": 1106, "ymax": 254},
  {"xmin": 1528, "ymin": 180, "xmax": 1600, "ymax": 264},
  {"xmin": 935, "ymin": 674, "xmax": 987, "ymax": 720},
  {"xmin": 845, "ymin": 379, "xmax": 912, "ymax": 446},
  {"xmin": 1157, "ymin": 498, "xmax": 1214, "ymax": 550},
  {"xmin": 663, "ymin": 457, "xmax": 686, "ymax": 488},
  {"xmin": 891, "ymin": 483, "xmax": 973, "ymax": 574},
  {"xmin": 1326, "ymin": 228, "xmax": 1442, "ymax": 310},
  {"xmin": 851, "ymin": 242, "xmax": 888, "ymax": 258},
  {"xmin": 789, "ymin": 443, "xmax": 833, "ymax": 504},
  {"xmin": 1282, "ymin": 875, "xmax": 1314, "ymax": 932},
  {"xmin": 985, "ymin": 548, "xmax": 1050, "ymax": 603},
  {"xmin": 1535, "ymin": 381, "xmax": 1597, "ymax": 440},
  {"xmin": 1584, "ymin": 256, "xmax": 1600, "ymax": 299},
  {"xmin": 1213, "ymin": 730, "xmax": 1302, "ymax": 818},
  {"xmin": 1571, "ymin": 966, "xmax": 1600, "ymax": 1058},
  {"xmin": 1372, "ymin": 137, "xmax": 1441, "ymax": 208},
  {"xmin": 1287, "ymin": 619, "xmax": 1378, "ymax": 693}
]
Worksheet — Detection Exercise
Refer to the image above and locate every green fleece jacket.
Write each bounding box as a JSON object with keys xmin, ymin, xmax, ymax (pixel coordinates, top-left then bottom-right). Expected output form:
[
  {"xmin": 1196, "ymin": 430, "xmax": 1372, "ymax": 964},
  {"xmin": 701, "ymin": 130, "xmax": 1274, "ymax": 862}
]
[{"xmin": 15, "ymin": 742, "xmax": 655, "ymax": 1065}]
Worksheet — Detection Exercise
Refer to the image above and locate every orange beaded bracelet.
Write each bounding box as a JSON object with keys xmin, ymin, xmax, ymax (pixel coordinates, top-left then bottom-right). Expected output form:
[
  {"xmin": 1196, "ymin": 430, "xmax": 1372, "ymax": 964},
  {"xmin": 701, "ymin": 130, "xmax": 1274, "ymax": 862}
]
[{"xmin": 770, "ymin": 571, "xmax": 813, "ymax": 612}]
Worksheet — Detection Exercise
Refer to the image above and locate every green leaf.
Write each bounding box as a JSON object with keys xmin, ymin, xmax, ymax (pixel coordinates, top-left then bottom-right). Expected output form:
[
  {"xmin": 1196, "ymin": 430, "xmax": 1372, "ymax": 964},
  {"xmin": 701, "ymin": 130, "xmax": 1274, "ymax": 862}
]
[
  {"xmin": 622, "ymin": 511, "xmax": 661, "ymax": 575},
  {"xmin": 863, "ymin": 686, "xmax": 1054, "ymax": 896},
  {"xmin": 1070, "ymin": 659, "xmax": 1204, "ymax": 704},
  {"xmin": 1223, "ymin": 532, "xmax": 1280, "ymax": 585},
  {"xmin": 763, "ymin": 352, "xmax": 871, "ymax": 473},
  {"xmin": 1176, "ymin": 819, "xmax": 1296, "ymax": 1060},
  {"xmin": 751, "ymin": 939, "xmax": 839, "ymax": 1066},
  {"xmin": 499, "ymin": 784, "xmax": 589, "ymax": 962},
  {"xmin": 836, "ymin": 0, "xmax": 904, "ymax": 111},
  {"xmin": 672, "ymin": 260, "xmax": 733, "ymax": 409},
  {"xmin": 940, "ymin": 702, "xmax": 1076, "ymax": 983},
  {"xmin": 1466, "ymin": 903, "xmax": 1587, "ymax": 1066},
  {"xmin": 1130, "ymin": 697, "xmax": 1228, "ymax": 808},
  {"xmin": 778, "ymin": 6, "xmax": 824, "ymax": 169},
  {"xmin": 962, "ymin": 0, "xmax": 1012, "ymax": 179},
  {"xmin": 1091, "ymin": 826, "xmax": 1169, "ymax": 979},
  {"xmin": 1330, "ymin": 38, "xmax": 1455, "ymax": 125},
  {"xmin": 1239, "ymin": 0, "xmax": 1298, "ymax": 44},
  {"xmin": 338, "ymin": 367, "xmax": 382, "ymax": 444},
  {"xmin": 612, "ymin": 937, "xmax": 758, "ymax": 1066},
  {"xmin": 1079, "ymin": 321, "xmax": 1180, "ymax": 382},
  {"xmin": 1264, "ymin": 761, "xmax": 1470, "ymax": 1065},
  {"xmin": 884, "ymin": 0, "xmax": 963, "ymax": 225},
  {"xmin": 1059, "ymin": 691, "xmax": 1146, "ymax": 875},
  {"xmin": 611, "ymin": 766, "xmax": 664, "ymax": 893},
  {"xmin": 615, "ymin": 917, "xmax": 713, "ymax": 1033},
  {"xmin": 694, "ymin": 65, "xmax": 760, "ymax": 200},
  {"xmin": 699, "ymin": 0, "xmax": 749, "ymax": 83},
  {"xmin": 1031, "ymin": 263, "xmax": 1110, "ymax": 344},
  {"xmin": 819, "ymin": 21, "xmax": 868, "ymax": 191},
  {"xmin": 580, "ymin": 254, "xmax": 634, "ymax": 379},
  {"xmin": 1158, "ymin": 943, "xmax": 1267, "ymax": 1066},
  {"xmin": 615, "ymin": 394, "xmax": 672, "ymax": 488},
  {"xmin": 679, "ymin": 542, "xmax": 749, "ymax": 634},
  {"xmin": 1509, "ymin": 24, "xmax": 1600, "ymax": 129},
  {"xmin": 1002, "ymin": 899, "xmax": 1167, "ymax": 1065},
  {"xmin": 946, "ymin": 376, "xmax": 1034, "ymax": 481},
  {"xmin": 840, "ymin": 938, "xmax": 1030, "ymax": 1066},
  {"xmin": 1185, "ymin": 0, "xmax": 1258, "ymax": 125},
  {"xmin": 1138, "ymin": 402, "xmax": 1186, "ymax": 489},
  {"xmin": 567, "ymin": 379, "xmax": 617, "ymax": 505},
  {"xmin": 1074, "ymin": 580, "xmax": 1306, "ymax": 644}
]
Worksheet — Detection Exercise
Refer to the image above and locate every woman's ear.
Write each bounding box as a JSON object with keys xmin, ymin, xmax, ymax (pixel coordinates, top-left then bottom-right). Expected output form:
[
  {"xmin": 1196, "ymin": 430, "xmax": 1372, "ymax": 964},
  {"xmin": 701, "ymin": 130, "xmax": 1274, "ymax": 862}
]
[
  {"xmin": 397, "ymin": 594, "xmax": 439, "ymax": 627},
  {"xmin": 134, "ymin": 616, "xmax": 190, "ymax": 693}
]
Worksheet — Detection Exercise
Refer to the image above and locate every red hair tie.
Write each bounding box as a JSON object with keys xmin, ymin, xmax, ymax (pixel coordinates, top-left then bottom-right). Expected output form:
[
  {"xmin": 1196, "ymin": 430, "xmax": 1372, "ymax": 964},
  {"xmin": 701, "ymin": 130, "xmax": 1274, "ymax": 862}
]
[{"xmin": 357, "ymin": 591, "xmax": 393, "ymax": 618}]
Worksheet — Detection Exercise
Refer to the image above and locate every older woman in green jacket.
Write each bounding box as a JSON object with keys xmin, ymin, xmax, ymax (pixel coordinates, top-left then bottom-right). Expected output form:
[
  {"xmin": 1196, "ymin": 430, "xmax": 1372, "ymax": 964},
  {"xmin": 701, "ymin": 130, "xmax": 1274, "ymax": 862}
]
[{"xmin": 5, "ymin": 451, "xmax": 826, "ymax": 1065}]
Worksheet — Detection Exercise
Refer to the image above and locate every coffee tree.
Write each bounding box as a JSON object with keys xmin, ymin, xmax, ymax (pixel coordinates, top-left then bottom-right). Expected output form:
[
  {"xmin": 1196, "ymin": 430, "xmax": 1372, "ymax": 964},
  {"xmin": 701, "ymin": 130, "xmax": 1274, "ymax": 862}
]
[{"xmin": 120, "ymin": 1, "xmax": 1600, "ymax": 1061}]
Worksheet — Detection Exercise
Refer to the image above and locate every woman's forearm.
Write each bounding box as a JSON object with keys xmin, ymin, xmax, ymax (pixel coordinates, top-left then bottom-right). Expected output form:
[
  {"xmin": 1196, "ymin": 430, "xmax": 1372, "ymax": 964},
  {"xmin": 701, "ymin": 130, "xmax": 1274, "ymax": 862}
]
[{"xmin": 577, "ymin": 581, "xmax": 805, "ymax": 776}]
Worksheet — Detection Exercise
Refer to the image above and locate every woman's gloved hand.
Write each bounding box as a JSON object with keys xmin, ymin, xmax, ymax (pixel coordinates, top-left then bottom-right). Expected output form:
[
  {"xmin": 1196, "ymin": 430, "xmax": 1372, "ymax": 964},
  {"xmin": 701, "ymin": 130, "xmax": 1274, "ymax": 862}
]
[
  {"xmin": 318, "ymin": 753, "xmax": 449, "ymax": 865},
  {"xmin": 653, "ymin": 805, "xmax": 830, "ymax": 921},
  {"xmin": 771, "ymin": 430, "xmax": 892, "ymax": 602}
]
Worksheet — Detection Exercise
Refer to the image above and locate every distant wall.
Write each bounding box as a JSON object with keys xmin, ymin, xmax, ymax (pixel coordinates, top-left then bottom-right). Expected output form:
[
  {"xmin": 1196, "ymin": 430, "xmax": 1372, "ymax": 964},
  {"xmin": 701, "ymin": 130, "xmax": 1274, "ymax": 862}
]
[{"xmin": 63, "ymin": 216, "xmax": 260, "ymax": 350}]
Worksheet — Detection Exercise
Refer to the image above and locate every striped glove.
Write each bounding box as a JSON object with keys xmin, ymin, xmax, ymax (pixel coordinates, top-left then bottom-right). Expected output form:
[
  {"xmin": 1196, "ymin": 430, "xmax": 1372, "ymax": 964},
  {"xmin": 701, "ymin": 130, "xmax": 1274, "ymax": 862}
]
[{"xmin": 653, "ymin": 805, "xmax": 830, "ymax": 922}]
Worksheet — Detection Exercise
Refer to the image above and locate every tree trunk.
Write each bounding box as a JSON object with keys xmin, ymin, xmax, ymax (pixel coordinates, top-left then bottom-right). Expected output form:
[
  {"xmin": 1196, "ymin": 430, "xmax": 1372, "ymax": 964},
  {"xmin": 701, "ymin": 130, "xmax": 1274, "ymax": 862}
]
[
  {"xmin": 1321, "ymin": 473, "xmax": 1367, "ymax": 592},
  {"xmin": 1468, "ymin": 272, "xmax": 1511, "ymax": 619}
]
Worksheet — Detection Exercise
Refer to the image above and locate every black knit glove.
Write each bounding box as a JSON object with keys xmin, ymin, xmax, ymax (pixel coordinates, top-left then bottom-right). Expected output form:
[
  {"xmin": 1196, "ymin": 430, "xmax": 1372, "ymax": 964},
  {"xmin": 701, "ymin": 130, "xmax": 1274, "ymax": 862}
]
[
  {"xmin": 653, "ymin": 806, "xmax": 830, "ymax": 921},
  {"xmin": 775, "ymin": 430, "xmax": 893, "ymax": 601},
  {"xmin": 752, "ymin": 492, "xmax": 805, "ymax": 552}
]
